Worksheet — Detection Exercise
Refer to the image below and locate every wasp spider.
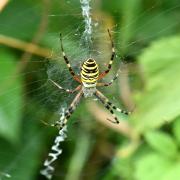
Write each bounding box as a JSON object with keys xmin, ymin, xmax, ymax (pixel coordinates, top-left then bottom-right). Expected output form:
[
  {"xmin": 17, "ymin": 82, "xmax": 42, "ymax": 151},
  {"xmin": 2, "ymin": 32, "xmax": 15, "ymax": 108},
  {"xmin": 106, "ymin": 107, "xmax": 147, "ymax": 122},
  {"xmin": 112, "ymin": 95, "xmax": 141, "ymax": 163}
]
[{"xmin": 48, "ymin": 29, "xmax": 131, "ymax": 129}]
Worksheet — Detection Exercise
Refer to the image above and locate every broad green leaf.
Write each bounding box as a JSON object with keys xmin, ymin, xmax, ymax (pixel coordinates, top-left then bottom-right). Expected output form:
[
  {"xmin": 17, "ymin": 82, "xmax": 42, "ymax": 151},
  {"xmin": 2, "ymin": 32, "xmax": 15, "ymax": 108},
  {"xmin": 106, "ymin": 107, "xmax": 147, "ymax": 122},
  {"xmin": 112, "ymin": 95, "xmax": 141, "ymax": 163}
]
[
  {"xmin": 0, "ymin": 49, "xmax": 23, "ymax": 142},
  {"xmin": 0, "ymin": 0, "xmax": 41, "ymax": 39},
  {"xmin": 145, "ymin": 131, "xmax": 178, "ymax": 158},
  {"xmin": 0, "ymin": 118, "xmax": 45, "ymax": 180},
  {"xmin": 136, "ymin": 11, "xmax": 178, "ymax": 41},
  {"xmin": 117, "ymin": 0, "xmax": 141, "ymax": 53},
  {"xmin": 162, "ymin": 163, "xmax": 180, "ymax": 180},
  {"xmin": 132, "ymin": 36, "xmax": 180, "ymax": 132},
  {"xmin": 135, "ymin": 153, "xmax": 173, "ymax": 180},
  {"xmin": 103, "ymin": 157, "xmax": 134, "ymax": 180},
  {"xmin": 172, "ymin": 116, "xmax": 180, "ymax": 145}
]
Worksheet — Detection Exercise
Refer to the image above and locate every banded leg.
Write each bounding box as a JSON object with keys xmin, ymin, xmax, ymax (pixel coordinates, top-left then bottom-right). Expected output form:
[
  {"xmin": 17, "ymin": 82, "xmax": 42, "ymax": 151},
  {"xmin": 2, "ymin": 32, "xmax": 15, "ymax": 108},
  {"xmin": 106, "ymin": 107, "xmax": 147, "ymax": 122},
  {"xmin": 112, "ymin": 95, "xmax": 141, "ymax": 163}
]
[
  {"xmin": 95, "ymin": 90, "xmax": 131, "ymax": 123},
  {"xmin": 95, "ymin": 91, "xmax": 120, "ymax": 124},
  {"xmin": 49, "ymin": 79, "xmax": 81, "ymax": 94},
  {"xmin": 60, "ymin": 33, "xmax": 81, "ymax": 83},
  {"xmin": 55, "ymin": 90, "xmax": 83, "ymax": 129},
  {"xmin": 99, "ymin": 29, "xmax": 115, "ymax": 80},
  {"xmin": 97, "ymin": 90, "xmax": 131, "ymax": 115},
  {"xmin": 97, "ymin": 71, "xmax": 119, "ymax": 87}
]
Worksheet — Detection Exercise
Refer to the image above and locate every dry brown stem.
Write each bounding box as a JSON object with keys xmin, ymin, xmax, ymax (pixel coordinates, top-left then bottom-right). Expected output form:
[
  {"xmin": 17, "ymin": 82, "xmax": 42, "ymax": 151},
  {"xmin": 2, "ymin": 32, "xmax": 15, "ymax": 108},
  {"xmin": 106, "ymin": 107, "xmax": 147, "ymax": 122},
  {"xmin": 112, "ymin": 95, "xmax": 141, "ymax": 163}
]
[
  {"xmin": 0, "ymin": 34, "xmax": 51, "ymax": 57},
  {"xmin": 0, "ymin": 0, "xmax": 9, "ymax": 12}
]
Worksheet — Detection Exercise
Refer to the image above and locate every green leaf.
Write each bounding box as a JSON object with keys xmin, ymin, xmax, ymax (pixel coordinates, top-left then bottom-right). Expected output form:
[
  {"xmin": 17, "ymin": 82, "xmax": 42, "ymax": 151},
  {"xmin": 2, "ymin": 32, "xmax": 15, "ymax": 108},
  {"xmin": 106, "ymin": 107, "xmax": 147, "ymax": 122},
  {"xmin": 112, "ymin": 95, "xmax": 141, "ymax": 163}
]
[
  {"xmin": 132, "ymin": 36, "xmax": 180, "ymax": 132},
  {"xmin": 135, "ymin": 153, "xmax": 173, "ymax": 180},
  {"xmin": 162, "ymin": 163, "xmax": 180, "ymax": 180},
  {"xmin": 136, "ymin": 11, "xmax": 178, "ymax": 41},
  {"xmin": 145, "ymin": 131, "xmax": 178, "ymax": 158},
  {"xmin": 118, "ymin": 0, "xmax": 141, "ymax": 53},
  {"xmin": 0, "ymin": 121, "xmax": 44, "ymax": 180},
  {"xmin": 0, "ymin": 49, "xmax": 23, "ymax": 142},
  {"xmin": 172, "ymin": 116, "xmax": 180, "ymax": 145},
  {"xmin": 0, "ymin": 0, "xmax": 41, "ymax": 39}
]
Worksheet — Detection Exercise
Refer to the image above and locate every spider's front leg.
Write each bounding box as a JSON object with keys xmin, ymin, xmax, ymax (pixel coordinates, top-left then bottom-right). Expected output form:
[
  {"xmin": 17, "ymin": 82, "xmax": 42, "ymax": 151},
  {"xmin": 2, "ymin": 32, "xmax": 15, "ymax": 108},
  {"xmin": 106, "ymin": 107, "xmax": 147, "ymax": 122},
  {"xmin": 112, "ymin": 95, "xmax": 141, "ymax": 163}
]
[
  {"xmin": 95, "ymin": 90, "xmax": 120, "ymax": 124},
  {"xmin": 55, "ymin": 90, "xmax": 83, "ymax": 129},
  {"xmin": 42, "ymin": 90, "xmax": 83, "ymax": 129},
  {"xmin": 95, "ymin": 90, "xmax": 131, "ymax": 124}
]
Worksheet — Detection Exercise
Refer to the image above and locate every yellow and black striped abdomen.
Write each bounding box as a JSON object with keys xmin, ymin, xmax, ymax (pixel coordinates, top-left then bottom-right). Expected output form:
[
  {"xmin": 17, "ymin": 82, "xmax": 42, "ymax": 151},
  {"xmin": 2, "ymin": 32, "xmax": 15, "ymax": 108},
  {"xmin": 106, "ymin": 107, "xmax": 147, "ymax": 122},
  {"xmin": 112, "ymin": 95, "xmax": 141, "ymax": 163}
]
[{"xmin": 81, "ymin": 58, "xmax": 99, "ymax": 87}]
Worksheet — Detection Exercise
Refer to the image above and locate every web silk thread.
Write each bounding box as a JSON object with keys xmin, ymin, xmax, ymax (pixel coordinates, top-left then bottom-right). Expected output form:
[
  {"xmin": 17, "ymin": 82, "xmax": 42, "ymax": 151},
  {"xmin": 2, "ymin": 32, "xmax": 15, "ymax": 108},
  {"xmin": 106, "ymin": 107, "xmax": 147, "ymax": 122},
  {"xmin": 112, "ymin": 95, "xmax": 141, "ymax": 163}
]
[{"xmin": 40, "ymin": 110, "xmax": 67, "ymax": 180}]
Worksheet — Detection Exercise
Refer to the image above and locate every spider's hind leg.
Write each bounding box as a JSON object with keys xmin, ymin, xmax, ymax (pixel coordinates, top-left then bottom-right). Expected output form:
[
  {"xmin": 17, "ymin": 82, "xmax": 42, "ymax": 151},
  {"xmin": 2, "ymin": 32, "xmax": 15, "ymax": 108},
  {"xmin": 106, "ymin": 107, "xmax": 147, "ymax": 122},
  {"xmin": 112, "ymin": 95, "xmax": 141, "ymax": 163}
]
[
  {"xmin": 59, "ymin": 33, "xmax": 81, "ymax": 83},
  {"xmin": 98, "ymin": 29, "xmax": 115, "ymax": 80}
]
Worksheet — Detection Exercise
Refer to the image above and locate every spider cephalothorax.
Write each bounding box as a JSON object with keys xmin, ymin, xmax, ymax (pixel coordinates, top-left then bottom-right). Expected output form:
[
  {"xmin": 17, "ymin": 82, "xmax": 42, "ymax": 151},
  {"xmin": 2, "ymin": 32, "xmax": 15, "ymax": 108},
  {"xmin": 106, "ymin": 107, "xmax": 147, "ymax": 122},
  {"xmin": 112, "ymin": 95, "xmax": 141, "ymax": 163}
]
[{"xmin": 48, "ymin": 29, "xmax": 131, "ymax": 129}]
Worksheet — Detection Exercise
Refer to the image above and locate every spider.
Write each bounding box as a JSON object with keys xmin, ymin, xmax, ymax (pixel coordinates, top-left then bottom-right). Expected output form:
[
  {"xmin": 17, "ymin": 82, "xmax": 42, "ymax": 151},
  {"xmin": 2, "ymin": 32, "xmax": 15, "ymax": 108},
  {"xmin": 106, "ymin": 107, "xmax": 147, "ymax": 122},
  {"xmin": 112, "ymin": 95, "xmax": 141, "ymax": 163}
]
[{"xmin": 48, "ymin": 29, "xmax": 131, "ymax": 129}]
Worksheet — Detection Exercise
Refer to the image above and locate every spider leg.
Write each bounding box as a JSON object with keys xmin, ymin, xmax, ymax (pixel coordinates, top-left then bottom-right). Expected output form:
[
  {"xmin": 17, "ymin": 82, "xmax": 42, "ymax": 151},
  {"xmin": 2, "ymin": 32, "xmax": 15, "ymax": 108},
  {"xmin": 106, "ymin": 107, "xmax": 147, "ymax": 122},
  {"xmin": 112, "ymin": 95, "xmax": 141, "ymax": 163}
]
[
  {"xmin": 95, "ymin": 90, "xmax": 131, "ymax": 123},
  {"xmin": 95, "ymin": 90, "xmax": 119, "ymax": 124},
  {"xmin": 60, "ymin": 33, "xmax": 81, "ymax": 83},
  {"xmin": 49, "ymin": 79, "xmax": 81, "ymax": 94},
  {"xmin": 98, "ymin": 90, "xmax": 131, "ymax": 115},
  {"xmin": 55, "ymin": 90, "xmax": 83, "ymax": 129},
  {"xmin": 97, "ymin": 71, "xmax": 119, "ymax": 87},
  {"xmin": 98, "ymin": 29, "xmax": 115, "ymax": 80}
]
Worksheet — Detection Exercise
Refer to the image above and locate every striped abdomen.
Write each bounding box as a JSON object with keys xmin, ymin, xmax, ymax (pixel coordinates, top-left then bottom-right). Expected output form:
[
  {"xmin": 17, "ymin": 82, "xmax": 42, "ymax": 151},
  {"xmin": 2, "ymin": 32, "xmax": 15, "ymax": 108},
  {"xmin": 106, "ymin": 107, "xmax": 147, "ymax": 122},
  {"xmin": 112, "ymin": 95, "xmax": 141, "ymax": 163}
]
[{"xmin": 81, "ymin": 58, "xmax": 99, "ymax": 87}]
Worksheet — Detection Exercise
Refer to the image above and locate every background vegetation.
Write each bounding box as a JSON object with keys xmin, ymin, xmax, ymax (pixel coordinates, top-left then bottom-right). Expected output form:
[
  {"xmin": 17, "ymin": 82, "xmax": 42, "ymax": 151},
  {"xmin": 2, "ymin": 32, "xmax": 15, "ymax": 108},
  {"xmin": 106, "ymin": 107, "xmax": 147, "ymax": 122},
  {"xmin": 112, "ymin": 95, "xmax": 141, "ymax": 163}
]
[{"xmin": 0, "ymin": 0, "xmax": 180, "ymax": 179}]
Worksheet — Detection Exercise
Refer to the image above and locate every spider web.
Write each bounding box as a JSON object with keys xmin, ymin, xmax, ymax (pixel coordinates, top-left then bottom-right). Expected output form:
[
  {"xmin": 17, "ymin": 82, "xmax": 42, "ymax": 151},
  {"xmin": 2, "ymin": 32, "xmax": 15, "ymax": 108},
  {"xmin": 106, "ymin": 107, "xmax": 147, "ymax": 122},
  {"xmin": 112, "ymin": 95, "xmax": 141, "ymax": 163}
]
[{"xmin": 0, "ymin": 0, "xmax": 180, "ymax": 179}]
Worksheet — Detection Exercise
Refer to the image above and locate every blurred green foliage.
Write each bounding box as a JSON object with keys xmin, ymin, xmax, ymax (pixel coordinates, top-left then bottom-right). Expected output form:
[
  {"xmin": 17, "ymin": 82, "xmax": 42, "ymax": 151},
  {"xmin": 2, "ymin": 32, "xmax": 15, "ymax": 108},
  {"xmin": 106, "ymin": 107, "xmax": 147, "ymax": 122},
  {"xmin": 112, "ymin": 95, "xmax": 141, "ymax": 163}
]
[
  {"xmin": 0, "ymin": 0, "xmax": 180, "ymax": 180},
  {"xmin": 0, "ymin": 49, "xmax": 22, "ymax": 142}
]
